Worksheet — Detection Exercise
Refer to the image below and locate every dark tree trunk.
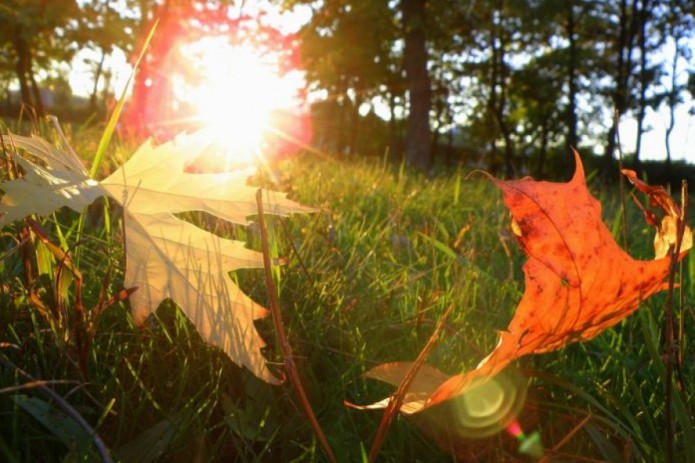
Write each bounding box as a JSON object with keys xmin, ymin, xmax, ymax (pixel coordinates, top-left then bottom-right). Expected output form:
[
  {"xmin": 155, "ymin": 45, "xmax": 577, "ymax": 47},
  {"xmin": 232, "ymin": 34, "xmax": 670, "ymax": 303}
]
[
  {"xmin": 430, "ymin": 126, "xmax": 440, "ymax": 164},
  {"xmin": 566, "ymin": 2, "xmax": 578, "ymax": 150},
  {"xmin": 90, "ymin": 50, "xmax": 107, "ymax": 113},
  {"xmin": 487, "ymin": 26, "xmax": 500, "ymax": 175},
  {"xmin": 496, "ymin": 108, "xmax": 514, "ymax": 176},
  {"xmin": 430, "ymin": 91, "xmax": 445, "ymax": 165},
  {"xmin": 388, "ymin": 91, "xmax": 398, "ymax": 159},
  {"xmin": 665, "ymin": 41, "xmax": 679, "ymax": 175},
  {"xmin": 634, "ymin": 0, "xmax": 650, "ymax": 172},
  {"xmin": 13, "ymin": 32, "xmax": 33, "ymax": 109},
  {"xmin": 29, "ymin": 73, "xmax": 45, "ymax": 117},
  {"xmin": 336, "ymin": 82, "xmax": 348, "ymax": 156},
  {"xmin": 537, "ymin": 117, "xmax": 550, "ymax": 178},
  {"xmin": 604, "ymin": 0, "xmax": 628, "ymax": 172},
  {"xmin": 490, "ymin": 8, "xmax": 514, "ymax": 177},
  {"xmin": 604, "ymin": 0, "xmax": 638, "ymax": 174},
  {"xmin": 446, "ymin": 124, "xmax": 454, "ymax": 167},
  {"xmin": 349, "ymin": 93, "xmax": 361, "ymax": 156},
  {"xmin": 402, "ymin": 0, "xmax": 432, "ymax": 171}
]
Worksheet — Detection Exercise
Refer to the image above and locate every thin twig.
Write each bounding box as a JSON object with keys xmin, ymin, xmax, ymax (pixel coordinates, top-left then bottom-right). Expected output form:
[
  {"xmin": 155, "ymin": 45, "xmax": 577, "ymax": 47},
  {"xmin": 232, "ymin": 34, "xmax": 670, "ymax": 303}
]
[
  {"xmin": 368, "ymin": 304, "xmax": 454, "ymax": 463},
  {"xmin": 278, "ymin": 216, "xmax": 314, "ymax": 284},
  {"xmin": 539, "ymin": 413, "xmax": 593, "ymax": 463},
  {"xmin": 614, "ymin": 109, "xmax": 629, "ymax": 250},
  {"xmin": 255, "ymin": 189, "xmax": 337, "ymax": 463},
  {"xmin": 676, "ymin": 182, "xmax": 688, "ymax": 393},
  {"xmin": 0, "ymin": 353, "xmax": 113, "ymax": 463},
  {"xmin": 663, "ymin": 180, "xmax": 688, "ymax": 463}
]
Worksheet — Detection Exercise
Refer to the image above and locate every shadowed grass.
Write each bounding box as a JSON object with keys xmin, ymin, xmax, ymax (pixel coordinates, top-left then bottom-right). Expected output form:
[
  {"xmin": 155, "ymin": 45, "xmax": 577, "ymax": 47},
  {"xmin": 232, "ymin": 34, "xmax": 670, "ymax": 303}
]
[{"xmin": 1, "ymin": 140, "xmax": 693, "ymax": 461}]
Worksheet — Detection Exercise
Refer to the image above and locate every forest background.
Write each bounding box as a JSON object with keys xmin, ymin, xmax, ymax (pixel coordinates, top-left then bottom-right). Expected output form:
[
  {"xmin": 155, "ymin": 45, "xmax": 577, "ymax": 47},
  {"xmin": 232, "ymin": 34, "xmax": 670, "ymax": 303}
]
[{"xmin": 1, "ymin": 0, "xmax": 695, "ymax": 183}]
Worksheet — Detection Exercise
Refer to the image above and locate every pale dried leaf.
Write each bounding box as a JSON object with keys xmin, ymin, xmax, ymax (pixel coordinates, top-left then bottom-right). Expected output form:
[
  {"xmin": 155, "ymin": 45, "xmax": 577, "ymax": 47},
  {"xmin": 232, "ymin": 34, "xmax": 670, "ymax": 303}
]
[
  {"xmin": 0, "ymin": 135, "xmax": 102, "ymax": 225},
  {"xmin": 97, "ymin": 130, "xmax": 314, "ymax": 383},
  {"xmin": 0, "ymin": 129, "xmax": 314, "ymax": 384}
]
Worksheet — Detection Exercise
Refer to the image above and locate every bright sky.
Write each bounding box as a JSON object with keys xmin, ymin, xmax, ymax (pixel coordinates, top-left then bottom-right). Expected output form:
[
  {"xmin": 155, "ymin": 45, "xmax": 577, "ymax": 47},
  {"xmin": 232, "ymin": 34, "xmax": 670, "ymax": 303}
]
[
  {"xmin": 64, "ymin": 6, "xmax": 694, "ymax": 165},
  {"xmin": 68, "ymin": 1, "xmax": 312, "ymax": 99},
  {"xmin": 614, "ymin": 38, "xmax": 695, "ymax": 164}
]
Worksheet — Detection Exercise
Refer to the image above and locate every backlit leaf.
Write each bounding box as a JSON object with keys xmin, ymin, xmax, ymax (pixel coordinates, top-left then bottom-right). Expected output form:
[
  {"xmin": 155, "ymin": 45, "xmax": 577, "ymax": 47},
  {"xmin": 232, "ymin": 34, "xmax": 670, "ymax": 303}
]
[
  {"xmin": 355, "ymin": 151, "xmax": 691, "ymax": 413},
  {"xmin": 0, "ymin": 129, "xmax": 313, "ymax": 383}
]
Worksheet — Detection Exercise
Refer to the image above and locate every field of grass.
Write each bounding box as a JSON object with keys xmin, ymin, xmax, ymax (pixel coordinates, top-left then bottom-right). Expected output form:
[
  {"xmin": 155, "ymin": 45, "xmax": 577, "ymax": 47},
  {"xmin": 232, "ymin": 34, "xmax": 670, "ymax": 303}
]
[{"xmin": 1, "ymin": 129, "xmax": 694, "ymax": 462}]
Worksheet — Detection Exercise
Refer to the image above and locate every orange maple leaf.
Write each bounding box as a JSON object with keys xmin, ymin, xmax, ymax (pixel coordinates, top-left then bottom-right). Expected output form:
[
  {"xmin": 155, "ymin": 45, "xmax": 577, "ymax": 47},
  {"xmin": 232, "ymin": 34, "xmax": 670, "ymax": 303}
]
[{"xmin": 353, "ymin": 151, "xmax": 692, "ymax": 414}]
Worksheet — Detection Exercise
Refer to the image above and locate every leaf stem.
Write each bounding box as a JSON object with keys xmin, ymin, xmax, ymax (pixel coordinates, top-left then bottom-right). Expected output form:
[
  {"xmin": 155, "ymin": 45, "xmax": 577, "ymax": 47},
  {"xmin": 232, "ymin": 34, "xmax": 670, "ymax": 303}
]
[{"xmin": 255, "ymin": 189, "xmax": 337, "ymax": 463}]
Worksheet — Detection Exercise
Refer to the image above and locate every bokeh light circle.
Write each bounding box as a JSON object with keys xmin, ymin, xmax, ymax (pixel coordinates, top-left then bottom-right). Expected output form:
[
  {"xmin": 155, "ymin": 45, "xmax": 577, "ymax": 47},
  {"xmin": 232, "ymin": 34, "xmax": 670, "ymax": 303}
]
[{"xmin": 447, "ymin": 371, "xmax": 527, "ymax": 438}]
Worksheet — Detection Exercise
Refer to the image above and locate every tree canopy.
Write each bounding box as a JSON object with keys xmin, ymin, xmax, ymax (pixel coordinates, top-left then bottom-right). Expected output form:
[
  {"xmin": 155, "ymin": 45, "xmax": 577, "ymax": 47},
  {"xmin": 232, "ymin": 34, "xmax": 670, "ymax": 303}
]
[{"xmin": 0, "ymin": 0, "xmax": 693, "ymax": 177}]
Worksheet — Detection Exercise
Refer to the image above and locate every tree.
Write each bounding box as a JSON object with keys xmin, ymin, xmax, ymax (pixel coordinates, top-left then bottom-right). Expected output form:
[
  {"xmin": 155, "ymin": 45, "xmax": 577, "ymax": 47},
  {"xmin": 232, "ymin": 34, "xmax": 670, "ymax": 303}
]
[
  {"xmin": 633, "ymin": 0, "xmax": 655, "ymax": 170},
  {"xmin": 402, "ymin": 0, "xmax": 431, "ymax": 170},
  {"xmin": 658, "ymin": 0, "xmax": 694, "ymax": 171},
  {"xmin": 279, "ymin": 0, "xmax": 695, "ymax": 177},
  {"xmin": 77, "ymin": 0, "xmax": 139, "ymax": 113},
  {"xmin": 0, "ymin": 0, "xmax": 81, "ymax": 116},
  {"xmin": 602, "ymin": 0, "xmax": 640, "ymax": 172},
  {"xmin": 288, "ymin": 0, "xmax": 397, "ymax": 156}
]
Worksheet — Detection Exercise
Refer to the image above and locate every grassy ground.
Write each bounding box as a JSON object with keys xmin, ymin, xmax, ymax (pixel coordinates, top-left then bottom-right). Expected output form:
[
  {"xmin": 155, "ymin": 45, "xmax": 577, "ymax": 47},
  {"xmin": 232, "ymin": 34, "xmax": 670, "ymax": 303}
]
[{"xmin": 1, "ymin": 133, "xmax": 694, "ymax": 462}]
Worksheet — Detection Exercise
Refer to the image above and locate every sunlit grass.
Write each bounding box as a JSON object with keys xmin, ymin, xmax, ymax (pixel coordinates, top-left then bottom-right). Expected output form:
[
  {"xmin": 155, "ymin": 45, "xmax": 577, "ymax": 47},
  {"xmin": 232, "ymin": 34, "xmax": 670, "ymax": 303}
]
[{"xmin": 0, "ymin": 131, "xmax": 693, "ymax": 461}]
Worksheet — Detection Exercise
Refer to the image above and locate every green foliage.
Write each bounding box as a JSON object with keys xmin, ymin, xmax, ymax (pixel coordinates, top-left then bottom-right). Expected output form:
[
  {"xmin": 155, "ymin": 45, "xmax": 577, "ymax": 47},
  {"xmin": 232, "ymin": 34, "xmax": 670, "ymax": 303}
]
[{"xmin": 1, "ymin": 135, "xmax": 693, "ymax": 460}]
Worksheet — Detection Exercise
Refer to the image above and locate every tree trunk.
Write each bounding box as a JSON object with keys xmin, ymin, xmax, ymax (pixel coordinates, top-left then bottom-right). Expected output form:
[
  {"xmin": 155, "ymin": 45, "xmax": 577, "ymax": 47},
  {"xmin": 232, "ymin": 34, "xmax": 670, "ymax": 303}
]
[
  {"xmin": 634, "ymin": 0, "xmax": 650, "ymax": 172},
  {"xmin": 402, "ymin": 0, "xmax": 432, "ymax": 171},
  {"xmin": 90, "ymin": 50, "xmax": 107, "ymax": 113},
  {"xmin": 13, "ymin": 32, "xmax": 33, "ymax": 109},
  {"xmin": 336, "ymin": 81, "xmax": 348, "ymax": 156},
  {"xmin": 566, "ymin": 2, "xmax": 578, "ymax": 150},
  {"xmin": 29, "ymin": 73, "xmax": 45, "ymax": 117},
  {"xmin": 487, "ymin": 25, "xmax": 501, "ymax": 175},
  {"xmin": 492, "ymin": 10, "xmax": 514, "ymax": 176},
  {"xmin": 430, "ymin": 91, "xmax": 445, "ymax": 165},
  {"xmin": 446, "ymin": 123, "xmax": 454, "ymax": 167},
  {"xmin": 665, "ymin": 41, "xmax": 679, "ymax": 175},
  {"xmin": 604, "ymin": 0, "xmax": 638, "ymax": 174},
  {"xmin": 536, "ymin": 117, "xmax": 550, "ymax": 178},
  {"xmin": 388, "ymin": 90, "xmax": 398, "ymax": 159},
  {"xmin": 349, "ymin": 93, "xmax": 361, "ymax": 156}
]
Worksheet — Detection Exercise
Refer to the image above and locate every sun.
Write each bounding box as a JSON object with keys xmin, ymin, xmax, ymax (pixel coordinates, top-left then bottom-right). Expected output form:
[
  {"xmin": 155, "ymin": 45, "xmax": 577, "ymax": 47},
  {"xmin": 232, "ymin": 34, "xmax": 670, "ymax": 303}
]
[{"xmin": 172, "ymin": 36, "xmax": 303, "ymax": 166}]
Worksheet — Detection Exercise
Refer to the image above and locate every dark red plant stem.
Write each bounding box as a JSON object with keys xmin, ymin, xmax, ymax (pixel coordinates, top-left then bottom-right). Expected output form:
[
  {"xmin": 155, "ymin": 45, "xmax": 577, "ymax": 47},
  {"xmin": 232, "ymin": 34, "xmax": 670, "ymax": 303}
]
[
  {"xmin": 676, "ymin": 183, "xmax": 688, "ymax": 392},
  {"xmin": 368, "ymin": 304, "xmax": 454, "ymax": 463},
  {"xmin": 255, "ymin": 189, "xmax": 337, "ymax": 463},
  {"xmin": 663, "ymin": 180, "xmax": 688, "ymax": 463}
]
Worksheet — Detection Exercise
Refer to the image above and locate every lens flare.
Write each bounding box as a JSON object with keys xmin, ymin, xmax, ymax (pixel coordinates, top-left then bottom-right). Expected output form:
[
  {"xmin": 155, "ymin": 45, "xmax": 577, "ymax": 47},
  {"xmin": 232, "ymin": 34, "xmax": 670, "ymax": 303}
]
[
  {"xmin": 507, "ymin": 420, "xmax": 523, "ymax": 439},
  {"xmin": 443, "ymin": 371, "xmax": 544, "ymax": 458},
  {"xmin": 506, "ymin": 419, "xmax": 544, "ymax": 458},
  {"xmin": 448, "ymin": 371, "xmax": 526, "ymax": 438}
]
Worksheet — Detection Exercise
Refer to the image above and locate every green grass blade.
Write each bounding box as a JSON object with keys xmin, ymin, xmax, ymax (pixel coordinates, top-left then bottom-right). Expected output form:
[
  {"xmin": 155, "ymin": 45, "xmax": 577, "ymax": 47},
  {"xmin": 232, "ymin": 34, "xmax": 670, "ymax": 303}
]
[
  {"xmin": 73, "ymin": 21, "xmax": 157, "ymax": 263},
  {"xmin": 584, "ymin": 422, "xmax": 623, "ymax": 462},
  {"xmin": 88, "ymin": 20, "xmax": 158, "ymax": 179}
]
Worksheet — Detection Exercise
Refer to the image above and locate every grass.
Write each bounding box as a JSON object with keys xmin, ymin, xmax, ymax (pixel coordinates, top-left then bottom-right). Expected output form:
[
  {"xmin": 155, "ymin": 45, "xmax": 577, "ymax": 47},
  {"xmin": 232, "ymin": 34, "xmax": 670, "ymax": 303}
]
[{"xmin": 1, "ymin": 129, "xmax": 694, "ymax": 462}]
